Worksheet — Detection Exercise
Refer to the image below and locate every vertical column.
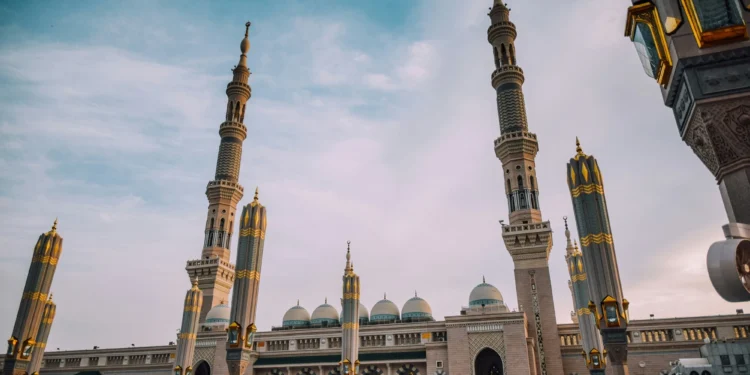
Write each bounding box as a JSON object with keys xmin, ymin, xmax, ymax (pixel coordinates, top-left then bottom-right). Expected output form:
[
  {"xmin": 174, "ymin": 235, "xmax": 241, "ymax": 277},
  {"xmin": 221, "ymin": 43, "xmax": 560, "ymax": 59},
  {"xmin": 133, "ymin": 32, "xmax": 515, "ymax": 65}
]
[
  {"xmin": 3, "ymin": 220, "xmax": 63, "ymax": 375},
  {"xmin": 174, "ymin": 280, "xmax": 203, "ymax": 375},
  {"xmin": 340, "ymin": 242, "xmax": 360, "ymax": 375},
  {"xmin": 226, "ymin": 190, "xmax": 267, "ymax": 375},
  {"xmin": 28, "ymin": 296, "xmax": 56, "ymax": 375},
  {"xmin": 567, "ymin": 139, "xmax": 630, "ymax": 375}
]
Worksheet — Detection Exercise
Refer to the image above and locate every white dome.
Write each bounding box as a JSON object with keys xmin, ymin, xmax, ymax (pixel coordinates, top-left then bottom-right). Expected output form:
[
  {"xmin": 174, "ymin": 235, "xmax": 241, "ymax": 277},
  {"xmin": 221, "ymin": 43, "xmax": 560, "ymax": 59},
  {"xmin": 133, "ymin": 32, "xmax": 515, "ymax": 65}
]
[
  {"xmin": 371, "ymin": 297, "xmax": 399, "ymax": 321},
  {"xmin": 359, "ymin": 302, "xmax": 369, "ymax": 320},
  {"xmin": 402, "ymin": 295, "xmax": 433, "ymax": 320},
  {"xmin": 203, "ymin": 303, "xmax": 230, "ymax": 328},
  {"xmin": 469, "ymin": 280, "xmax": 504, "ymax": 307},
  {"xmin": 311, "ymin": 302, "xmax": 339, "ymax": 324},
  {"xmin": 282, "ymin": 303, "xmax": 311, "ymax": 327}
]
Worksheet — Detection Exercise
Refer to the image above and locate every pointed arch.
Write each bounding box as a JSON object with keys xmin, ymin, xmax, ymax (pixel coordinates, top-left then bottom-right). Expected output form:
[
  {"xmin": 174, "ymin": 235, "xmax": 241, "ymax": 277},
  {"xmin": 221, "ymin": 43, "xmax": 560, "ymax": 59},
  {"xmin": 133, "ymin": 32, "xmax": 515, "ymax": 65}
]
[
  {"xmin": 517, "ymin": 175, "xmax": 524, "ymax": 190},
  {"xmin": 517, "ymin": 176, "xmax": 527, "ymax": 209},
  {"xmin": 509, "ymin": 44, "xmax": 516, "ymax": 65},
  {"xmin": 396, "ymin": 364, "xmax": 420, "ymax": 375},
  {"xmin": 240, "ymin": 104, "xmax": 246, "ymax": 122},
  {"xmin": 493, "ymin": 46, "xmax": 500, "ymax": 68},
  {"xmin": 500, "ymin": 44, "xmax": 509, "ymax": 65},
  {"xmin": 194, "ymin": 360, "xmax": 211, "ymax": 375},
  {"xmin": 474, "ymin": 347, "xmax": 503, "ymax": 375}
]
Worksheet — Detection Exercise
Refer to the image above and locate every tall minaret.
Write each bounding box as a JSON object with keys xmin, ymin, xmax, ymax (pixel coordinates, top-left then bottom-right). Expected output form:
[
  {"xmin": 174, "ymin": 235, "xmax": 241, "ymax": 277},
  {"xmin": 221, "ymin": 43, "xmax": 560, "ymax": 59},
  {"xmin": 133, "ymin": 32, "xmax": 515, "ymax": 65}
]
[
  {"xmin": 567, "ymin": 139, "xmax": 630, "ymax": 375},
  {"xmin": 28, "ymin": 296, "xmax": 56, "ymax": 375},
  {"xmin": 3, "ymin": 220, "xmax": 63, "ymax": 375},
  {"xmin": 340, "ymin": 241, "xmax": 360, "ymax": 375},
  {"xmin": 185, "ymin": 22, "xmax": 254, "ymax": 322},
  {"xmin": 564, "ymin": 217, "xmax": 605, "ymax": 375},
  {"xmin": 174, "ymin": 280, "xmax": 203, "ymax": 375},
  {"xmin": 226, "ymin": 189, "xmax": 267, "ymax": 375},
  {"xmin": 488, "ymin": 2, "xmax": 563, "ymax": 374},
  {"xmin": 564, "ymin": 218, "xmax": 579, "ymax": 324}
]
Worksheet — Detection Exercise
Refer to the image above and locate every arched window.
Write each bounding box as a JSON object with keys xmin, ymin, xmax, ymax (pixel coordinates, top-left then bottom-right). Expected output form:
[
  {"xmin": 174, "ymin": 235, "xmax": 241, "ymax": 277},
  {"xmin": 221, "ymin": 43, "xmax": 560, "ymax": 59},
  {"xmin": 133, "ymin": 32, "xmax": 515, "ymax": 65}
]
[
  {"xmin": 207, "ymin": 218, "xmax": 216, "ymax": 247},
  {"xmin": 506, "ymin": 179, "xmax": 512, "ymax": 193},
  {"xmin": 218, "ymin": 218, "xmax": 226, "ymax": 247},
  {"xmin": 500, "ymin": 44, "xmax": 509, "ymax": 65},
  {"xmin": 220, "ymin": 219, "xmax": 225, "ymax": 230},
  {"xmin": 240, "ymin": 104, "xmax": 246, "ymax": 122},
  {"xmin": 517, "ymin": 176, "xmax": 527, "ymax": 209},
  {"xmin": 226, "ymin": 102, "xmax": 232, "ymax": 121},
  {"xmin": 493, "ymin": 47, "xmax": 500, "ymax": 69},
  {"xmin": 210, "ymin": 218, "xmax": 215, "ymax": 229},
  {"xmin": 529, "ymin": 176, "xmax": 538, "ymax": 209},
  {"xmin": 701, "ymin": 371, "xmax": 711, "ymax": 375},
  {"xmin": 509, "ymin": 44, "xmax": 516, "ymax": 65},
  {"xmin": 234, "ymin": 102, "xmax": 240, "ymax": 121},
  {"xmin": 690, "ymin": 371, "xmax": 699, "ymax": 375}
]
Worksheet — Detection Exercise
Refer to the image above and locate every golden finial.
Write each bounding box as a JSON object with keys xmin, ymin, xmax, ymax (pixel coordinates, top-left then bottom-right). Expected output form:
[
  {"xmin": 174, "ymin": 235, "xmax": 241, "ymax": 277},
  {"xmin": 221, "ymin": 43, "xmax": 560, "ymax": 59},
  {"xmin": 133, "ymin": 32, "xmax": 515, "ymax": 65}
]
[
  {"xmin": 482, "ymin": 275, "xmax": 486, "ymax": 283},
  {"xmin": 325, "ymin": 297, "xmax": 328, "ymax": 304},
  {"xmin": 47, "ymin": 218, "xmax": 58, "ymax": 235},
  {"xmin": 575, "ymin": 137, "xmax": 585, "ymax": 156},
  {"xmin": 414, "ymin": 290, "xmax": 418, "ymax": 297},
  {"xmin": 297, "ymin": 299, "xmax": 300, "ymax": 306},
  {"xmin": 383, "ymin": 293, "xmax": 387, "ymax": 300},
  {"xmin": 48, "ymin": 293, "xmax": 53, "ymax": 301},
  {"xmin": 254, "ymin": 187, "xmax": 259, "ymax": 201}
]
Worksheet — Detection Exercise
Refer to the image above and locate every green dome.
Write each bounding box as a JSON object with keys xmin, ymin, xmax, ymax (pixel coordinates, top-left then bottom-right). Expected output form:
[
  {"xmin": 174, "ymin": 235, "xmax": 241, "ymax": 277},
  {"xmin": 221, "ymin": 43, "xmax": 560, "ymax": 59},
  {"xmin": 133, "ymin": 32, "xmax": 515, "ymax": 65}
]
[{"xmin": 282, "ymin": 302, "xmax": 311, "ymax": 328}]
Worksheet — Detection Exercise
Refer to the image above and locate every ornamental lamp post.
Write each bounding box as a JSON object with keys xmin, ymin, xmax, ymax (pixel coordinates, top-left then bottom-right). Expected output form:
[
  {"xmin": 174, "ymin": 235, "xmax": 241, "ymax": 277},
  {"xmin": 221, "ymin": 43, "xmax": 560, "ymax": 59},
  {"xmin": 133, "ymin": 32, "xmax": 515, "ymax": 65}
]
[{"xmin": 623, "ymin": 0, "xmax": 750, "ymax": 302}]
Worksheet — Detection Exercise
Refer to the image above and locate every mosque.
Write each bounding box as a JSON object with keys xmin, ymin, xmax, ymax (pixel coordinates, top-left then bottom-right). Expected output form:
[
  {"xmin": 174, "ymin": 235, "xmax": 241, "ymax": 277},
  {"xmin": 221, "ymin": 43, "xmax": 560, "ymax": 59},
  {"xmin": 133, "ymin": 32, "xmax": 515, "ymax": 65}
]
[{"xmin": 3, "ymin": 2, "xmax": 750, "ymax": 375}]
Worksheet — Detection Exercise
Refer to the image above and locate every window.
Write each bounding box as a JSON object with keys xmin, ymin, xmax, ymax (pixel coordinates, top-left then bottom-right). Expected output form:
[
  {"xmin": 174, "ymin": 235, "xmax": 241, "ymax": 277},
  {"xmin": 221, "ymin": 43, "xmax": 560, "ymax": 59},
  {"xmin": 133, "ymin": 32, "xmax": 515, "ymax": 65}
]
[
  {"xmin": 736, "ymin": 354, "xmax": 746, "ymax": 365},
  {"xmin": 681, "ymin": 0, "xmax": 746, "ymax": 47},
  {"xmin": 436, "ymin": 361, "xmax": 443, "ymax": 369},
  {"xmin": 720, "ymin": 355, "xmax": 731, "ymax": 366},
  {"xmin": 625, "ymin": 3, "xmax": 673, "ymax": 85}
]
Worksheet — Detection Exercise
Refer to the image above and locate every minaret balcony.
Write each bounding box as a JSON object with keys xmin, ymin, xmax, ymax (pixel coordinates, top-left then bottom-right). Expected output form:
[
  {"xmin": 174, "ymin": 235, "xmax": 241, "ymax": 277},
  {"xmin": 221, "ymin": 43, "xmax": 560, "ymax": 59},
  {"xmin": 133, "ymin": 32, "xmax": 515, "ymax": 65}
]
[
  {"xmin": 206, "ymin": 180, "xmax": 245, "ymax": 204},
  {"xmin": 487, "ymin": 21, "xmax": 517, "ymax": 41},
  {"xmin": 491, "ymin": 65, "xmax": 524, "ymax": 88},
  {"xmin": 494, "ymin": 130, "xmax": 538, "ymax": 160},
  {"xmin": 219, "ymin": 121, "xmax": 248, "ymax": 140},
  {"xmin": 226, "ymin": 81, "xmax": 251, "ymax": 98}
]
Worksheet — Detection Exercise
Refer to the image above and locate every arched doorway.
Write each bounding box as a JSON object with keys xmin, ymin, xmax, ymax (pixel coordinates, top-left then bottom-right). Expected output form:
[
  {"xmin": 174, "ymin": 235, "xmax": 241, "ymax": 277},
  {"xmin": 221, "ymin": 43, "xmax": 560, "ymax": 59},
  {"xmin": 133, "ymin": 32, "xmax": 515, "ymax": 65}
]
[
  {"xmin": 474, "ymin": 348, "xmax": 503, "ymax": 375},
  {"xmin": 195, "ymin": 360, "xmax": 211, "ymax": 375}
]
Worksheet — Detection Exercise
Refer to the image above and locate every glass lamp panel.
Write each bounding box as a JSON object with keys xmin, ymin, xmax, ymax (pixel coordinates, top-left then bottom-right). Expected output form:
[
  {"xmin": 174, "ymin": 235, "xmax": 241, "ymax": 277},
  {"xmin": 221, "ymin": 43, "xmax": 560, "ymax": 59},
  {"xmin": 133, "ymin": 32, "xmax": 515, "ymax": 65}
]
[
  {"xmin": 592, "ymin": 355, "xmax": 600, "ymax": 366},
  {"xmin": 228, "ymin": 329, "xmax": 238, "ymax": 344},
  {"xmin": 605, "ymin": 305, "xmax": 618, "ymax": 323},
  {"xmin": 633, "ymin": 23, "xmax": 660, "ymax": 79},
  {"xmin": 22, "ymin": 344, "xmax": 33, "ymax": 357},
  {"xmin": 694, "ymin": 0, "xmax": 743, "ymax": 31}
]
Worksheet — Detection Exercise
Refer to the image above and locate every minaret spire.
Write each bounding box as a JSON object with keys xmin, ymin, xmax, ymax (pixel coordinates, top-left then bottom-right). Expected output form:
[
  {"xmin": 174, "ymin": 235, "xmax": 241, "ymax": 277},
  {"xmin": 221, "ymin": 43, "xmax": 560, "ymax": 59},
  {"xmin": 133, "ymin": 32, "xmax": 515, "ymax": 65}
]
[
  {"xmin": 174, "ymin": 280, "xmax": 203, "ymax": 375},
  {"xmin": 186, "ymin": 21, "xmax": 255, "ymax": 323},
  {"xmin": 488, "ymin": 3, "xmax": 564, "ymax": 374},
  {"xmin": 340, "ymin": 241, "xmax": 361, "ymax": 375}
]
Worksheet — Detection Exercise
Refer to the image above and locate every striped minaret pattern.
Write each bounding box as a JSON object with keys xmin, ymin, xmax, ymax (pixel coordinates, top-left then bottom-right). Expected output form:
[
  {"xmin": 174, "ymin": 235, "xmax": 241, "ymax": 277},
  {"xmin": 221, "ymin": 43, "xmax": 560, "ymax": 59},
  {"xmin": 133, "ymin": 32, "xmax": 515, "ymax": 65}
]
[
  {"xmin": 186, "ymin": 21, "xmax": 254, "ymax": 323},
  {"xmin": 564, "ymin": 218, "xmax": 605, "ymax": 375},
  {"xmin": 226, "ymin": 189, "xmax": 267, "ymax": 375},
  {"xmin": 174, "ymin": 280, "xmax": 203, "ymax": 375},
  {"xmin": 567, "ymin": 139, "xmax": 630, "ymax": 375},
  {"xmin": 27, "ymin": 296, "xmax": 56, "ymax": 375},
  {"xmin": 340, "ymin": 242, "xmax": 360, "ymax": 375},
  {"xmin": 488, "ymin": 2, "xmax": 563, "ymax": 374},
  {"xmin": 3, "ymin": 220, "xmax": 63, "ymax": 375}
]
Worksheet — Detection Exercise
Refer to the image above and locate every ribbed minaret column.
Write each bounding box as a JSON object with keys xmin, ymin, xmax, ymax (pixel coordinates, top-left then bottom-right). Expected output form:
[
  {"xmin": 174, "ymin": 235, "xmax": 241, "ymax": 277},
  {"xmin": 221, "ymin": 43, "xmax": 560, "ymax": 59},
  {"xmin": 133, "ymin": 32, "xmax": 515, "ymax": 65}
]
[
  {"xmin": 28, "ymin": 296, "xmax": 56, "ymax": 375},
  {"xmin": 174, "ymin": 280, "xmax": 202, "ymax": 375},
  {"xmin": 564, "ymin": 218, "xmax": 579, "ymax": 325},
  {"xmin": 3, "ymin": 220, "xmax": 63, "ymax": 375},
  {"xmin": 563, "ymin": 217, "xmax": 605, "ymax": 375},
  {"xmin": 226, "ymin": 189, "xmax": 267, "ymax": 375},
  {"xmin": 567, "ymin": 139, "xmax": 630, "ymax": 375},
  {"xmin": 488, "ymin": 2, "xmax": 563, "ymax": 374},
  {"xmin": 340, "ymin": 242, "xmax": 360, "ymax": 375},
  {"xmin": 186, "ymin": 21, "xmax": 254, "ymax": 322}
]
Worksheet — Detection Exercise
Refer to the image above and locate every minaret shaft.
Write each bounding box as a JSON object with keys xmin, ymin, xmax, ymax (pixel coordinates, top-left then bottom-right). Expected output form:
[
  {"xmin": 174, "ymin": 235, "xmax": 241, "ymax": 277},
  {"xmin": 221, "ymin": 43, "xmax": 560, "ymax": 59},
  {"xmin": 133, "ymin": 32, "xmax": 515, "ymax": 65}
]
[
  {"xmin": 226, "ymin": 188, "xmax": 267, "ymax": 375},
  {"xmin": 567, "ymin": 141, "xmax": 630, "ymax": 374},
  {"xmin": 174, "ymin": 281, "xmax": 202, "ymax": 375},
  {"xmin": 3, "ymin": 221, "xmax": 62, "ymax": 375},
  {"xmin": 340, "ymin": 243, "xmax": 360, "ymax": 375},
  {"xmin": 489, "ymin": 3, "xmax": 563, "ymax": 374},
  {"xmin": 187, "ymin": 23, "xmax": 254, "ymax": 323},
  {"xmin": 28, "ymin": 298, "xmax": 56, "ymax": 375}
]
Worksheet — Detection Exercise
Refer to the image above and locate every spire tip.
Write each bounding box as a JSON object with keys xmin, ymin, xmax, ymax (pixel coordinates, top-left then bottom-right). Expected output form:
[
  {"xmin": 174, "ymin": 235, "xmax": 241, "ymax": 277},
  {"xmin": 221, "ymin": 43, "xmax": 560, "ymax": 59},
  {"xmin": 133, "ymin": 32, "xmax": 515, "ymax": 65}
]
[{"xmin": 575, "ymin": 137, "xmax": 585, "ymax": 156}]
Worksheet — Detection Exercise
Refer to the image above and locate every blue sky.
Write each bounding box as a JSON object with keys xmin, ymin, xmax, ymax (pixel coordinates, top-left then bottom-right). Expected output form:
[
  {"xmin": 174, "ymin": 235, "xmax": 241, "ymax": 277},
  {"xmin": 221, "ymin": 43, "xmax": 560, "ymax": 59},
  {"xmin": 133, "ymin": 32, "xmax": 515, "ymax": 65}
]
[{"xmin": 0, "ymin": 0, "xmax": 743, "ymax": 351}]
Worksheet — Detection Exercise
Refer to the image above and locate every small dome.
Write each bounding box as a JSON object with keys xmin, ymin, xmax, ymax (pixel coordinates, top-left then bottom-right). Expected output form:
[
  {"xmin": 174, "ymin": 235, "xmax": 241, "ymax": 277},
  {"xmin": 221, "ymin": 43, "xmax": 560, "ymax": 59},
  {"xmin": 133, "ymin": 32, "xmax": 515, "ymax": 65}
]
[
  {"xmin": 311, "ymin": 300, "xmax": 339, "ymax": 325},
  {"xmin": 240, "ymin": 22, "xmax": 251, "ymax": 54},
  {"xmin": 359, "ymin": 302, "xmax": 369, "ymax": 321},
  {"xmin": 371, "ymin": 296, "xmax": 399, "ymax": 322},
  {"xmin": 402, "ymin": 294, "xmax": 433, "ymax": 320},
  {"xmin": 204, "ymin": 303, "xmax": 230, "ymax": 326},
  {"xmin": 469, "ymin": 279, "xmax": 504, "ymax": 306},
  {"xmin": 282, "ymin": 302, "xmax": 310, "ymax": 328}
]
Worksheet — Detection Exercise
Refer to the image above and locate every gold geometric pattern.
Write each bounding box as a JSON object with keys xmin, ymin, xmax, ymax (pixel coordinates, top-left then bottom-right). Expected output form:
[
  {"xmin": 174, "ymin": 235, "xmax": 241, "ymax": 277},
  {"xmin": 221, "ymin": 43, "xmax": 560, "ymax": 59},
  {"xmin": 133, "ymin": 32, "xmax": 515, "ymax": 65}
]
[
  {"xmin": 235, "ymin": 270, "xmax": 260, "ymax": 280},
  {"xmin": 22, "ymin": 292, "xmax": 48, "ymax": 301},
  {"xmin": 571, "ymin": 273, "xmax": 587, "ymax": 282},
  {"xmin": 239, "ymin": 227, "xmax": 265, "ymax": 239},
  {"xmin": 343, "ymin": 293, "xmax": 359, "ymax": 300},
  {"xmin": 341, "ymin": 322, "xmax": 359, "ymax": 330},
  {"xmin": 570, "ymin": 183, "xmax": 603, "ymax": 198},
  {"xmin": 581, "ymin": 163, "xmax": 589, "ymax": 182},
  {"xmin": 177, "ymin": 333, "xmax": 197, "ymax": 339},
  {"xmin": 576, "ymin": 307, "xmax": 592, "ymax": 316},
  {"xmin": 580, "ymin": 233, "xmax": 613, "ymax": 246},
  {"xmin": 468, "ymin": 331, "xmax": 506, "ymax": 374}
]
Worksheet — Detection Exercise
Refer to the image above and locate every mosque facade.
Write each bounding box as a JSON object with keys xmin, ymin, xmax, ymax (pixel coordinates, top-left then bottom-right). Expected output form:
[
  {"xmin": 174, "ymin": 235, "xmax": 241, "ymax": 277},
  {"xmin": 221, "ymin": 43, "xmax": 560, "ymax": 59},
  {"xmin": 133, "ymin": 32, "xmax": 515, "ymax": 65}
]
[{"xmin": 3, "ymin": 2, "xmax": 750, "ymax": 375}]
